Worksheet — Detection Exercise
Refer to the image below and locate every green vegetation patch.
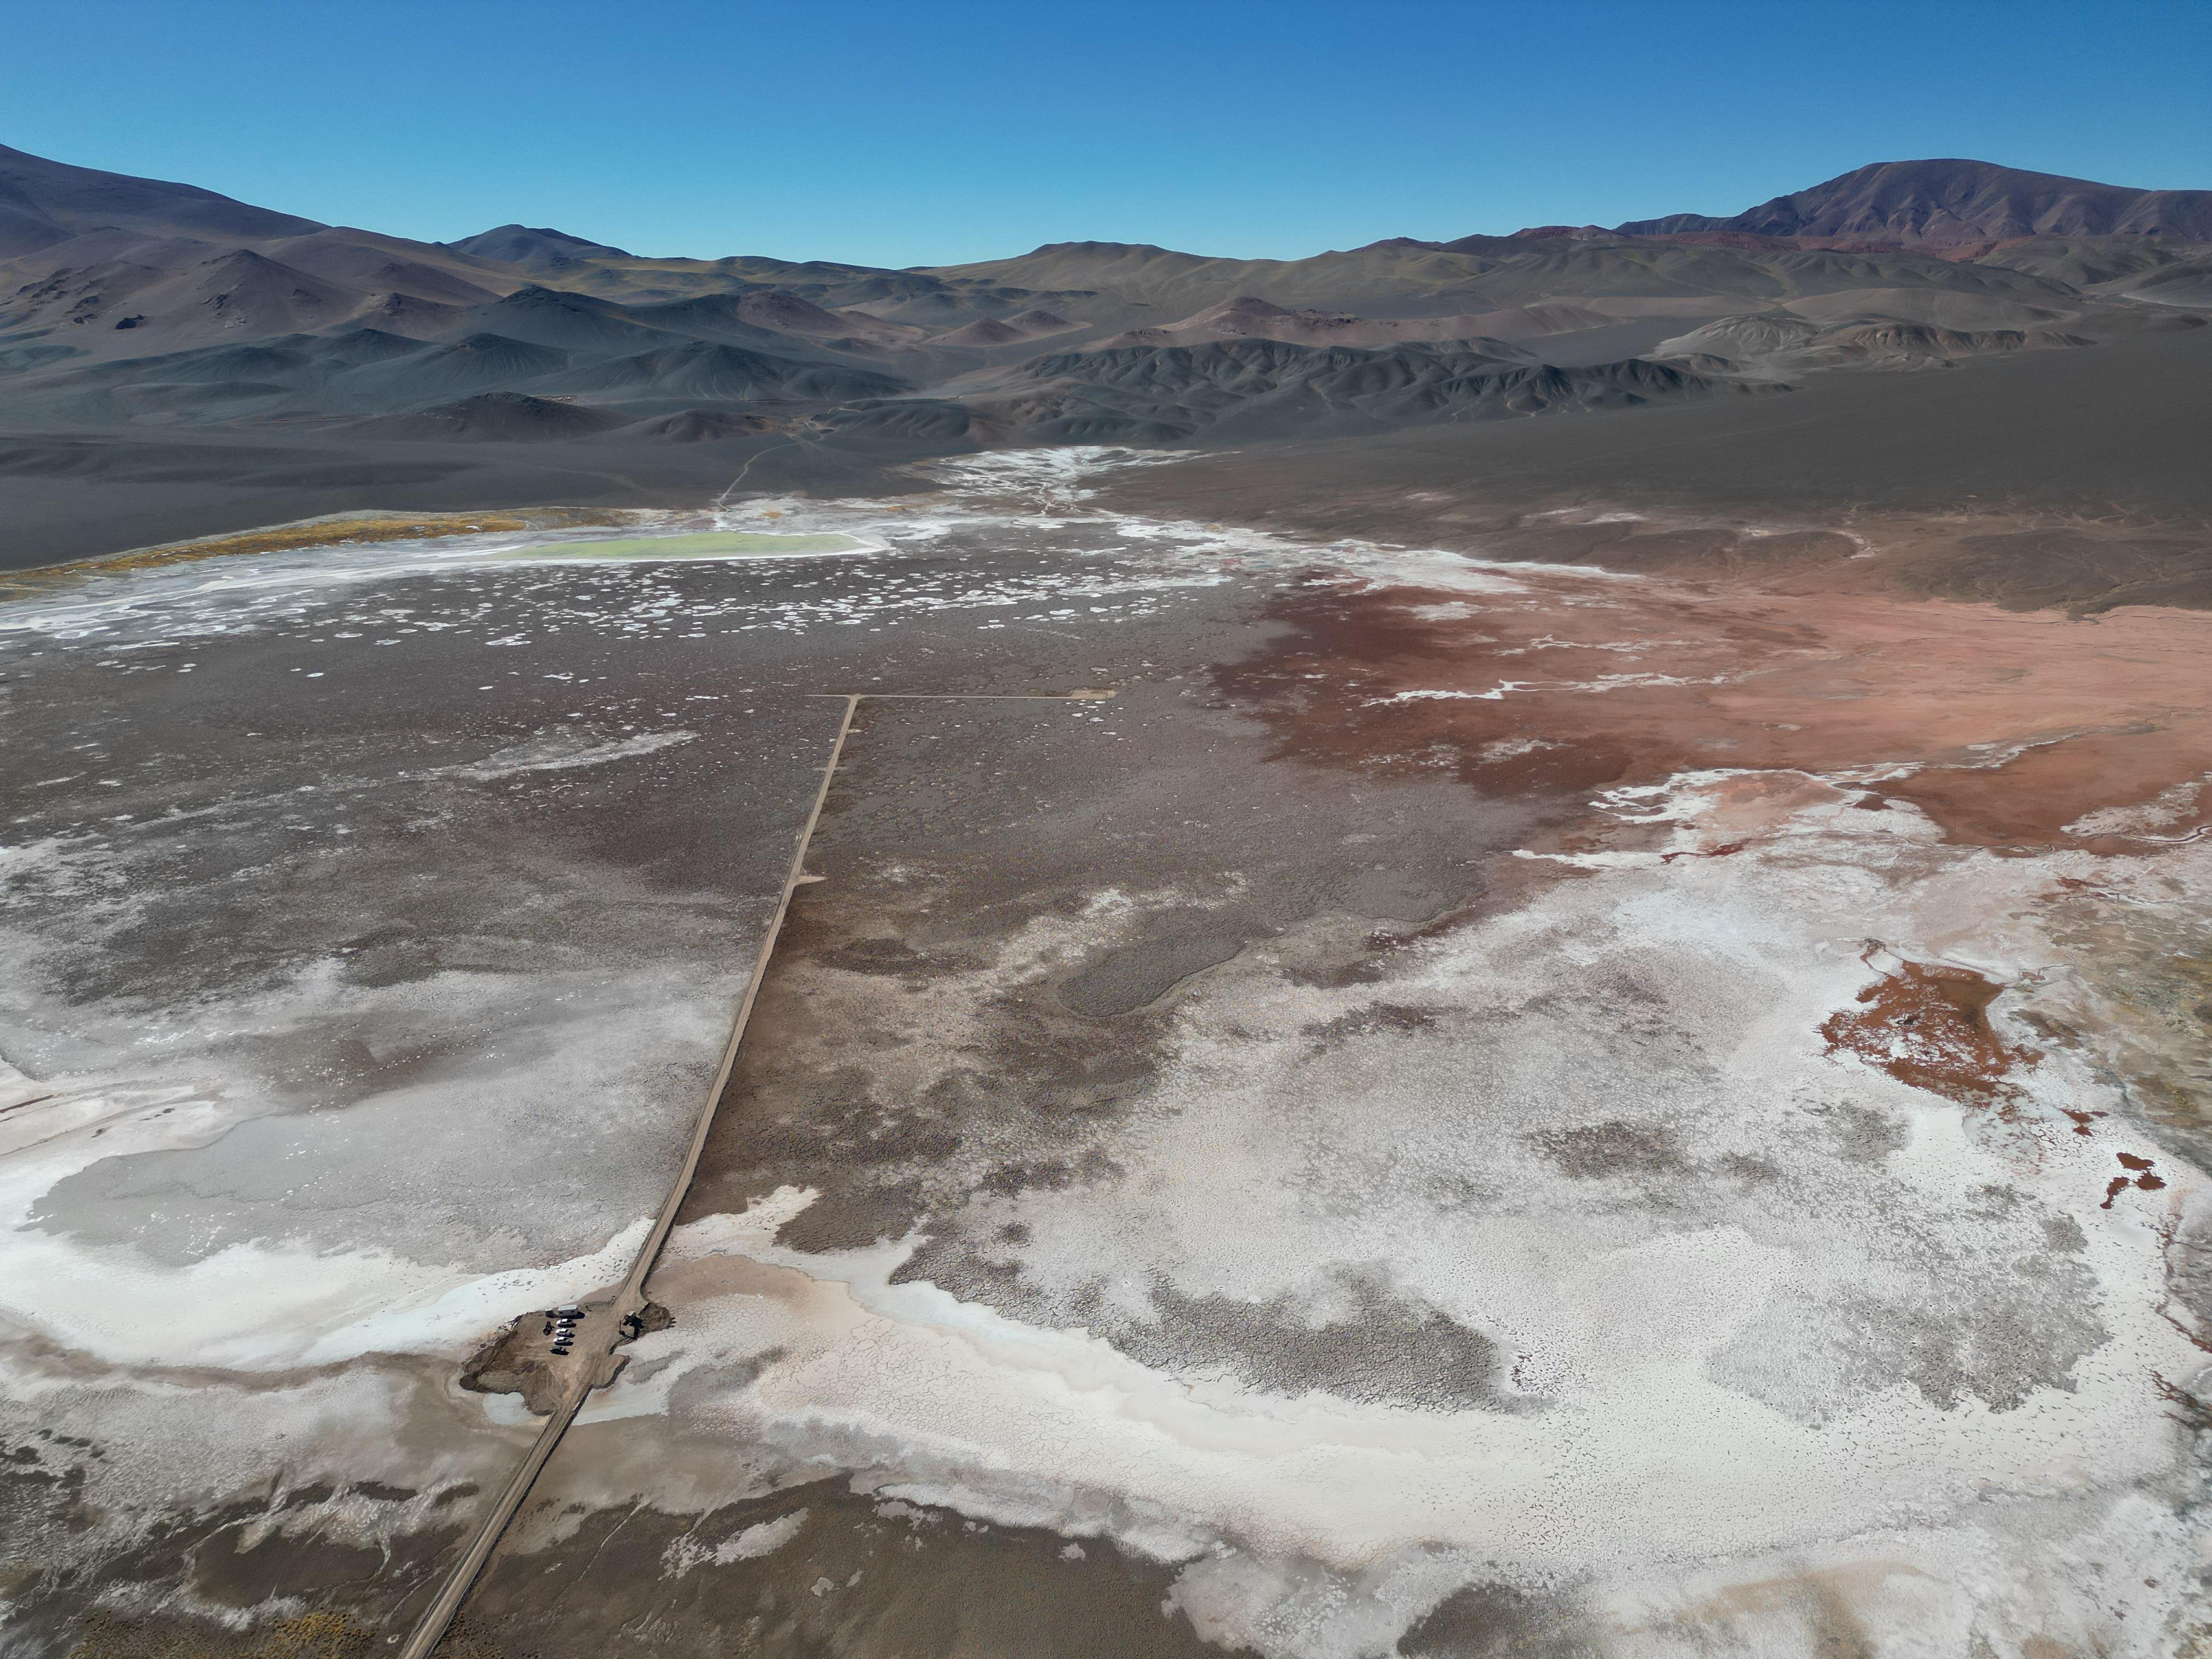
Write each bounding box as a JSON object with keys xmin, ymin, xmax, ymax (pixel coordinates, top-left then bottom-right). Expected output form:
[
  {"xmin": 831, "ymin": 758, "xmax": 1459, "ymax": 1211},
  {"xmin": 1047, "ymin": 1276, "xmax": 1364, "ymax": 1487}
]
[{"xmin": 500, "ymin": 531, "xmax": 864, "ymax": 561}]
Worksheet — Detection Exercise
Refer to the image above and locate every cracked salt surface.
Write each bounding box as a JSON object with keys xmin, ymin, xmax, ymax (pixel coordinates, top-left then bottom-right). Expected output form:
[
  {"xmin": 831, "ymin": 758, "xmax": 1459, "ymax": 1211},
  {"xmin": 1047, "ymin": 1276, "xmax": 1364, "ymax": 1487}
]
[
  {"xmin": 0, "ymin": 818, "xmax": 723, "ymax": 1369},
  {"xmin": 0, "ymin": 448, "xmax": 1633, "ymax": 667},
  {"xmin": 0, "ymin": 514, "xmax": 860, "ymax": 1633},
  {"xmin": 454, "ymin": 729, "xmax": 697, "ymax": 780},
  {"xmin": 528, "ymin": 465, "xmax": 2208, "ymax": 1653},
  {"xmin": 593, "ymin": 782, "xmax": 2209, "ymax": 1654},
  {"xmin": 0, "ymin": 442, "xmax": 1346, "ymax": 1637}
]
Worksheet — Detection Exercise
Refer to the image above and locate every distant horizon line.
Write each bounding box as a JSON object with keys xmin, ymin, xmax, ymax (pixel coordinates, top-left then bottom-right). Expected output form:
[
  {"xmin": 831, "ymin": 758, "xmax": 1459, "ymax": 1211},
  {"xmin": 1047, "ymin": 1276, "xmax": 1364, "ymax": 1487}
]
[
  {"xmin": 10, "ymin": 140, "xmax": 2212, "ymax": 272},
  {"xmin": 416, "ymin": 156, "xmax": 2212, "ymax": 270}
]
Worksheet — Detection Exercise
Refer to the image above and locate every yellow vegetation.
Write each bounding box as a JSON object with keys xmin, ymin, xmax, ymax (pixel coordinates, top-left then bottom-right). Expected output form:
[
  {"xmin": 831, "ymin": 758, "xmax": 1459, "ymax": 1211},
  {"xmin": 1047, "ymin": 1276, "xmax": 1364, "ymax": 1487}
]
[
  {"xmin": 69, "ymin": 1610, "xmax": 380, "ymax": 1659},
  {"xmin": 0, "ymin": 507, "xmax": 641, "ymax": 602}
]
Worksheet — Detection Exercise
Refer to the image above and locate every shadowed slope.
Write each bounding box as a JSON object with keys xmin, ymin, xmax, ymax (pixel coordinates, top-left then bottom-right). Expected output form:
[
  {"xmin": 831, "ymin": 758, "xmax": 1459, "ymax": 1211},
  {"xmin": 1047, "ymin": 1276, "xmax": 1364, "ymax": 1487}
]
[
  {"xmin": 1618, "ymin": 158, "xmax": 2212, "ymax": 246},
  {"xmin": 0, "ymin": 140, "xmax": 324, "ymax": 254}
]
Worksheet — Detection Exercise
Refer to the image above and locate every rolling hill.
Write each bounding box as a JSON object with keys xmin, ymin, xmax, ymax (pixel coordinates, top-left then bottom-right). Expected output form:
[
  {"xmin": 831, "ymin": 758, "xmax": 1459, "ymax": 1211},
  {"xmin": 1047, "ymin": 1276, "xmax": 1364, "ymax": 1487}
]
[
  {"xmin": 0, "ymin": 142, "xmax": 2205, "ymax": 563},
  {"xmin": 1615, "ymin": 158, "xmax": 2212, "ymax": 247}
]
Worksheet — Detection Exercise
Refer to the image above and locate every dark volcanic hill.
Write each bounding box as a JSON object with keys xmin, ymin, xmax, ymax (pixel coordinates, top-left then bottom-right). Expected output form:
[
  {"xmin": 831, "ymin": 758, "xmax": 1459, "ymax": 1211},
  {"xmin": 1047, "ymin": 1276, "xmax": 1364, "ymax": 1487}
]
[
  {"xmin": 348, "ymin": 390, "xmax": 630, "ymax": 443},
  {"xmin": 1616, "ymin": 159, "xmax": 2212, "ymax": 247},
  {"xmin": 445, "ymin": 224, "xmax": 635, "ymax": 268},
  {"xmin": 0, "ymin": 141, "xmax": 323, "ymax": 255},
  {"xmin": 968, "ymin": 338, "xmax": 1763, "ymax": 443}
]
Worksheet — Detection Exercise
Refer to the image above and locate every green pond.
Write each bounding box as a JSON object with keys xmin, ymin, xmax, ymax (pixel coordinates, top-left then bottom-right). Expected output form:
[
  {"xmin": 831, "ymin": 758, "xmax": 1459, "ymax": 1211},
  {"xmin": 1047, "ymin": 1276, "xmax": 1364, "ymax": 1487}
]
[{"xmin": 497, "ymin": 531, "xmax": 864, "ymax": 561}]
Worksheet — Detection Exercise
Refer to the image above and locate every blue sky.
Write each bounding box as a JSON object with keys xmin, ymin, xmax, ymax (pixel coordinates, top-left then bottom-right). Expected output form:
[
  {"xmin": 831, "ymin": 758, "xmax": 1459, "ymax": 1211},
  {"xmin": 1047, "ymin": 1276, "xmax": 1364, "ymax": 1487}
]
[{"xmin": 5, "ymin": 0, "xmax": 2207, "ymax": 267}]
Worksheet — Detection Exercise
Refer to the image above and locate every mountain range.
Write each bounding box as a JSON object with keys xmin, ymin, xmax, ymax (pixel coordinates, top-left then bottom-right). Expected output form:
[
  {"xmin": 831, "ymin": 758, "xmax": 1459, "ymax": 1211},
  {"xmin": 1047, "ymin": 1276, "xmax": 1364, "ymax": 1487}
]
[
  {"xmin": 1, "ymin": 145, "xmax": 2207, "ymax": 563},
  {"xmin": 1611, "ymin": 157, "xmax": 2212, "ymax": 248}
]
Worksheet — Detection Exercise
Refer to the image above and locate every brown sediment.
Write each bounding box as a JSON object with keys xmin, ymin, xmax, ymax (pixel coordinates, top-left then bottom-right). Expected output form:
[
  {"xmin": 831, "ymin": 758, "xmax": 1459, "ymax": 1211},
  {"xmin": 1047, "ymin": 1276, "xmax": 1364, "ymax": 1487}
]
[
  {"xmin": 1661, "ymin": 840, "xmax": 1747, "ymax": 864},
  {"xmin": 63, "ymin": 1611, "xmax": 382, "ymax": 1659},
  {"xmin": 458, "ymin": 1301, "xmax": 667, "ymax": 1415},
  {"xmin": 2028, "ymin": 885, "xmax": 2212, "ymax": 1141},
  {"xmin": 16, "ymin": 1488, "xmax": 475, "ymax": 1659},
  {"xmin": 2152, "ymin": 1370, "xmax": 2212, "ymax": 1431},
  {"xmin": 2106, "ymin": 1152, "xmax": 2167, "ymax": 1208},
  {"xmin": 1820, "ymin": 959, "xmax": 2034, "ymax": 1105},
  {"xmin": 1096, "ymin": 442, "xmax": 2212, "ymax": 617},
  {"xmin": 1210, "ymin": 567, "xmax": 2212, "ymax": 849},
  {"xmin": 0, "ymin": 507, "xmax": 639, "ymax": 597},
  {"xmin": 441, "ymin": 1479, "xmax": 1227, "ymax": 1659}
]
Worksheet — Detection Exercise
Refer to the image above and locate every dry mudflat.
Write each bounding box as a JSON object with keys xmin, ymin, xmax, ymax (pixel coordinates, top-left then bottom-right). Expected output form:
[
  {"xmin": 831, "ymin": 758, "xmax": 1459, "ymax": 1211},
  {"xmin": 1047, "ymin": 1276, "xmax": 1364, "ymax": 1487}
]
[{"xmin": 2, "ymin": 449, "xmax": 2209, "ymax": 1659}]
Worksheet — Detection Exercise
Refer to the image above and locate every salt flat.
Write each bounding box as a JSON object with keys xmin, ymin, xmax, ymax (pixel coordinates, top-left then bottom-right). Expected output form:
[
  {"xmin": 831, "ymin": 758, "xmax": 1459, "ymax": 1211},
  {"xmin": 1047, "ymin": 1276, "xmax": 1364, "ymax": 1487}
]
[{"xmin": 3, "ymin": 453, "xmax": 2207, "ymax": 1658}]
